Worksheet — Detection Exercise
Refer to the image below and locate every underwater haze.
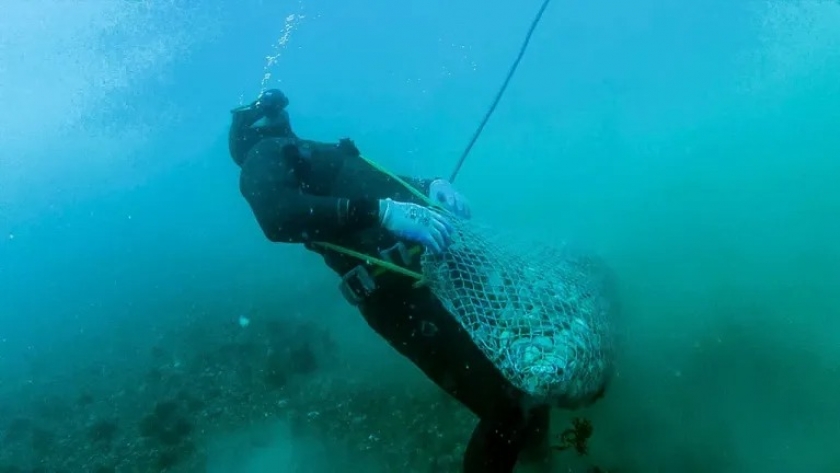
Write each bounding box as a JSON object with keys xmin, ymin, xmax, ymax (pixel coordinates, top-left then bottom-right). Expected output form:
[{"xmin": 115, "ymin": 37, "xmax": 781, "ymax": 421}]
[{"xmin": 1, "ymin": 0, "xmax": 840, "ymax": 471}]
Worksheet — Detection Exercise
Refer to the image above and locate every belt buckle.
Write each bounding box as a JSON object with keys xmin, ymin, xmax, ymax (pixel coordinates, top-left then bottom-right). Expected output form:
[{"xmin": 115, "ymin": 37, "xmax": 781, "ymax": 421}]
[
  {"xmin": 380, "ymin": 242, "xmax": 412, "ymax": 267},
  {"xmin": 420, "ymin": 321, "xmax": 438, "ymax": 337},
  {"xmin": 339, "ymin": 265, "xmax": 377, "ymax": 306}
]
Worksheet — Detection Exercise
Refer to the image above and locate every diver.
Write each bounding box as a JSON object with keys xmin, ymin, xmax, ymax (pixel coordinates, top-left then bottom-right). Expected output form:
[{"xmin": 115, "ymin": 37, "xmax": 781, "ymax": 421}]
[{"xmin": 229, "ymin": 88, "xmax": 554, "ymax": 472}]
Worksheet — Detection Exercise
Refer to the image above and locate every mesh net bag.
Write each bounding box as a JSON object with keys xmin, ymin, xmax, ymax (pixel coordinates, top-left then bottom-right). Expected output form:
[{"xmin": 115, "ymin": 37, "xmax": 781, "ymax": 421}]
[{"xmin": 419, "ymin": 218, "xmax": 618, "ymax": 408}]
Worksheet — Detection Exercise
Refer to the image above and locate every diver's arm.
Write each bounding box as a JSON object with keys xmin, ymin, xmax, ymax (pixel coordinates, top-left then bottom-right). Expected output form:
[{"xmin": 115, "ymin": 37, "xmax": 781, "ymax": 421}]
[
  {"xmin": 230, "ymin": 102, "xmax": 265, "ymax": 128},
  {"xmin": 228, "ymin": 103, "xmax": 265, "ymax": 165},
  {"xmin": 335, "ymin": 137, "xmax": 437, "ymax": 196},
  {"xmin": 239, "ymin": 147, "xmax": 380, "ymax": 244}
]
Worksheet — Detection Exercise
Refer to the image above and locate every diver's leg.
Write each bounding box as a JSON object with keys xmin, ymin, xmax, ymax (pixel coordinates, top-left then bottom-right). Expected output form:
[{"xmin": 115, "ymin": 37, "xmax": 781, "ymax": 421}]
[
  {"xmin": 463, "ymin": 406, "xmax": 554, "ymax": 473},
  {"xmin": 360, "ymin": 286, "xmax": 534, "ymax": 471},
  {"xmin": 463, "ymin": 416, "xmax": 522, "ymax": 473},
  {"xmin": 362, "ymin": 285, "xmax": 520, "ymax": 418},
  {"xmin": 517, "ymin": 406, "xmax": 556, "ymax": 472}
]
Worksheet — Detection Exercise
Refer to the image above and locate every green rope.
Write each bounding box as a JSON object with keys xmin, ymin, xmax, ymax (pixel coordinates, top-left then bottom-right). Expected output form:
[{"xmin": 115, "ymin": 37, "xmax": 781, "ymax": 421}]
[
  {"xmin": 357, "ymin": 155, "xmax": 441, "ymax": 210},
  {"xmin": 313, "ymin": 241, "xmax": 424, "ymax": 281}
]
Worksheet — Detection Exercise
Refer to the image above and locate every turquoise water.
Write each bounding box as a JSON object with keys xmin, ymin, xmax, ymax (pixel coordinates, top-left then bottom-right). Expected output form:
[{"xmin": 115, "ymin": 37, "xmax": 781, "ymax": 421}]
[{"xmin": 1, "ymin": 0, "xmax": 839, "ymax": 471}]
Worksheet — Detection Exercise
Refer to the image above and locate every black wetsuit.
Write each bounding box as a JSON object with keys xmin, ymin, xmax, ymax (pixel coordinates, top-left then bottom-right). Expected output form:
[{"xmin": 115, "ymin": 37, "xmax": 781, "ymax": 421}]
[{"xmin": 229, "ymin": 103, "xmax": 550, "ymax": 472}]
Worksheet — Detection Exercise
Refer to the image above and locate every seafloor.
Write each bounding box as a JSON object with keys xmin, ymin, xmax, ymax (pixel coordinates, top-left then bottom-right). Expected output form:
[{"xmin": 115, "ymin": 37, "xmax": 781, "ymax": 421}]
[{"xmin": 0, "ymin": 310, "xmax": 614, "ymax": 473}]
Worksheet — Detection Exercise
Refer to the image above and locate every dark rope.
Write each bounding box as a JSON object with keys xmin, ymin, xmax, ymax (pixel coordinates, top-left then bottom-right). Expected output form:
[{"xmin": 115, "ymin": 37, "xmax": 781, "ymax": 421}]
[{"xmin": 449, "ymin": 0, "xmax": 553, "ymax": 183}]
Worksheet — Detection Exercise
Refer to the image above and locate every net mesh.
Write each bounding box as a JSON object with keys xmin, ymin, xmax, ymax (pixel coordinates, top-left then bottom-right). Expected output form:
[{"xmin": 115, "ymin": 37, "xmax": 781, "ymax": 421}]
[{"xmin": 420, "ymin": 218, "xmax": 618, "ymax": 407}]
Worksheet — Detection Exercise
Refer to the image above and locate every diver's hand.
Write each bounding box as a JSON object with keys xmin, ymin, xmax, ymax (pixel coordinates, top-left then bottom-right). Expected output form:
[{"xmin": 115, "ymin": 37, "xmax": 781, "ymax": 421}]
[
  {"xmin": 428, "ymin": 179, "xmax": 471, "ymax": 219},
  {"xmin": 379, "ymin": 199, "xmax": 454, "ymax": 254}
]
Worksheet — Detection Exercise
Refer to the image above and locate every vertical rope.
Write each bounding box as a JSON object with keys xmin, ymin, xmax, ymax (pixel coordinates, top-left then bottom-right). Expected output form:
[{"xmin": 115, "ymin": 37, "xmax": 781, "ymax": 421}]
[{"xmin": 449, "ymin": 0, "xmax": 554, "ymax": 183}]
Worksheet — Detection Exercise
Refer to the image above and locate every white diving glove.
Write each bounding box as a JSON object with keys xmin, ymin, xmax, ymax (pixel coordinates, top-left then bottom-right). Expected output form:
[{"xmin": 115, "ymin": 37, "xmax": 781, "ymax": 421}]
[
  {"xmin": 379, "ymin": 199, "xmax": 454, "ymax": 254},
  {"xmin": 428, "ymin": 179, "xmax": 471, "ymax": 219}
]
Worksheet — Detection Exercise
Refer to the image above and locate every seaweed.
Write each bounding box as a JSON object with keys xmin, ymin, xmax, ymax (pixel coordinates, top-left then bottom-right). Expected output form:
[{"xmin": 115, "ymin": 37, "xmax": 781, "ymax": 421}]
[{"xmin": 552, "ymin": 417, "xmax": 593, "ymax": 456}]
